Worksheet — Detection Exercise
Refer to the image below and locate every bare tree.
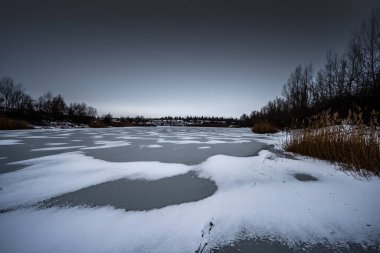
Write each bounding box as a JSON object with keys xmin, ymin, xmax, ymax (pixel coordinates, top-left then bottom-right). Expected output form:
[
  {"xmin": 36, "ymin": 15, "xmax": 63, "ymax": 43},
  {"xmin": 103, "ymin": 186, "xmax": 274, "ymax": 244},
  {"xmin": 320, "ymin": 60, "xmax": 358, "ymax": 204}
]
[{"xmin": 0, "ymin": 77, "xmax": 16, "ymax": 110}]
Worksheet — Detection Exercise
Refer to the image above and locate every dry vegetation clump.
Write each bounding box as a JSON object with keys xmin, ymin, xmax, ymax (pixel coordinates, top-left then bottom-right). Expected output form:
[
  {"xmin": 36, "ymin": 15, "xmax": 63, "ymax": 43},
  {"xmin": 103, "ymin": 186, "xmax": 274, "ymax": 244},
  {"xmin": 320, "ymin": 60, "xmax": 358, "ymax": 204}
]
[
  {"xmin": 88, "ymin": 120, "xmax": 109, "ymax": 128},
  {"xmin": 0, "ymin": 117, "xmax": 31, "ymax": 130},
  {"xmin": 252, "ymin": 122, "xmax": 278, "ymax": 134},
  {"xmin": 284, "ymin": 110, "xmax": 380, "ymax": 176}
]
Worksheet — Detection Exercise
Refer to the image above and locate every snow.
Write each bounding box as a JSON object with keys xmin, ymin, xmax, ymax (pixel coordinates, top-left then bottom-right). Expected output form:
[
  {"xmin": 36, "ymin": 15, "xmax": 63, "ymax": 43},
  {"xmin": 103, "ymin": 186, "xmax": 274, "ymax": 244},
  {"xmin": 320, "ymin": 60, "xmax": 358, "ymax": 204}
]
[
  {"xmin": 157, "ymin": 137, "xmax": 252, "ymax": 145},
  {"xmin": 198, "ymin": 146, "xmax": 211, "ymax": 149},
  {"xmin": 250, "ymin": 132, "xmax": 287, "ymax": 147},
  {"xmin": 81, "ymin": 140, "xmax": 131, "ymax": 150},
  {"xmin": 22, "ymin": 135, "xmax": 66, "ymax": 139},
  {"xmin": 0, "ymin": 128, "xmax": 379, "ymax": 253},
  {"xmin": 45, "ymin": 142, "xmax": 67, "ymax": 146},
  {"xmin": 157, "ymin": 139, "xmax": 229, "ymax": 145},
  {"xmin": 140, "ymin": 144, "xmax": 163, "ymax": 148},
  {"xmin": 0, "ymin": 139, "xmax": 23, "ymax": 145}
]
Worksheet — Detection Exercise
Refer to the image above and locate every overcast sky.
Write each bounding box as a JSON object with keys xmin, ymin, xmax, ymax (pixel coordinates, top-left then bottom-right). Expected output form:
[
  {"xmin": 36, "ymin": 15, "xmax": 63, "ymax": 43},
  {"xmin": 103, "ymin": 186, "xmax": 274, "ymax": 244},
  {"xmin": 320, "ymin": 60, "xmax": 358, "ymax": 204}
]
[{"xmin": 0, "ymin": 0, "xmax": 379, "ymax": 117}]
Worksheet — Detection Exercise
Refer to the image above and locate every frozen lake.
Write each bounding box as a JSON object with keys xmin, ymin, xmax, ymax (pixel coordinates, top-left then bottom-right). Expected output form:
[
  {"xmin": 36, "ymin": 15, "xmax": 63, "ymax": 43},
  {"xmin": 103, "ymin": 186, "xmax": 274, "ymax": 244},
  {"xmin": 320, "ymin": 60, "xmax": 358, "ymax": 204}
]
[
  {"xmin": 0, "ymin": 127, "xmax": 267, "ymax": 173},
  {"xmin": 0, "ymin": 127, "xmax": 379, "ymax": 253}
]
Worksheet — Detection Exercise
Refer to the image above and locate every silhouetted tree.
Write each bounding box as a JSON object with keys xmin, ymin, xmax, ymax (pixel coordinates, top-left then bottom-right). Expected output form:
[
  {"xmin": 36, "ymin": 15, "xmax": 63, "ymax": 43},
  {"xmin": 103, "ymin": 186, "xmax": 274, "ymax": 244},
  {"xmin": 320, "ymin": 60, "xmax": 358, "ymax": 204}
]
[
  {"xmin": 102, "ymin": 113, "xmax": 113, "ymax": 124},
  {"xmin": 250, "ymin": 13, "xmax": 380, "ymax": 129}
]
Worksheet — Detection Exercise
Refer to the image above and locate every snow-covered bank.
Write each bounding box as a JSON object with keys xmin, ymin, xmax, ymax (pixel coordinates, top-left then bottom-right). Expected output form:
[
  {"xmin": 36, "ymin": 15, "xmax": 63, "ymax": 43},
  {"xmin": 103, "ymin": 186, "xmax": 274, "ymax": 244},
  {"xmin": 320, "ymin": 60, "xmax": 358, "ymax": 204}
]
[{"xmin": 0, "ymin": 138, "xmax": 379, "ymax": 252}]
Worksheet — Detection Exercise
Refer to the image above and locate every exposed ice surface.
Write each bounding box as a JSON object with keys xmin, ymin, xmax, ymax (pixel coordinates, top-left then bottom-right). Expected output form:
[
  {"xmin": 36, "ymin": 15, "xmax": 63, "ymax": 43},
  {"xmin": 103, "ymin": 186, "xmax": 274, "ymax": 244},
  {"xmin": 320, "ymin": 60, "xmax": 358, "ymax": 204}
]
[
  {"xmin": 31, "ymin": 146, "xmax": 87, "ymax": 151},
  {"xmin": 0, "ymin": 127, "xmax": 379, "ymax": 253},
  {"xmin": 81, "ymin": 140, "xmax": 131, "ymax": 150},
  {"xmin": 22, "ymin": 135, "xmax": 66, "ymax": 139},
  {"xmin": 0, "ymin": 152, "xmax": 190, "ymax": 209},
  {"xmin": 157, "ymin": 139, "xmax": 237, "ymax": 145}
]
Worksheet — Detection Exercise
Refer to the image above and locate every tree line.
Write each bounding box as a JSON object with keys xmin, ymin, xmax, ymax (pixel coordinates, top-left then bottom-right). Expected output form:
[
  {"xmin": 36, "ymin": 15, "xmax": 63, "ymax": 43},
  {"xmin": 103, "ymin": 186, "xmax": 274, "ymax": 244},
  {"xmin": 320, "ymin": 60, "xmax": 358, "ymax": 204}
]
[
  {"xmin": 0, "ymin": 78, "xmax": 241, "ymax": 127},
  {"xmin": 0, "ymin": 77, "xmax": 97, "ymax": 124},
  {"xmin": 247, "ymin": 14, "xmax": 380, "ymax": 129}
]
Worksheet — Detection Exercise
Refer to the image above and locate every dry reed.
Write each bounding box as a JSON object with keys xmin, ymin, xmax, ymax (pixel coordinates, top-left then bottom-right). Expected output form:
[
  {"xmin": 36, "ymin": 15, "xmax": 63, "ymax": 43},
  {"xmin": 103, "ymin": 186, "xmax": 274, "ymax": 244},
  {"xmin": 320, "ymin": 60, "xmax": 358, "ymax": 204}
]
[
  {"xmin": 0, "ymin": 117, "xmax": 31, "ymax": 130},
  {"xmin": 284, "ymin": 110, "xmax": 380, "ymax": 177},
  {"xmin": 252, "ymin": 122, "xmax": 278, "ymax": 134}
]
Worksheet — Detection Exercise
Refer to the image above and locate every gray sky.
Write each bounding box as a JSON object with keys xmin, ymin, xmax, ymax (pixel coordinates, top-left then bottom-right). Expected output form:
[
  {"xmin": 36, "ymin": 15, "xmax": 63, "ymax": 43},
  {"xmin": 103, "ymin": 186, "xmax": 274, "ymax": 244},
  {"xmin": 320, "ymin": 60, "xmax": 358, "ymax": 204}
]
[{"xmin": 0, "ymin": 0, "xmax": 379, "ymax": 117}]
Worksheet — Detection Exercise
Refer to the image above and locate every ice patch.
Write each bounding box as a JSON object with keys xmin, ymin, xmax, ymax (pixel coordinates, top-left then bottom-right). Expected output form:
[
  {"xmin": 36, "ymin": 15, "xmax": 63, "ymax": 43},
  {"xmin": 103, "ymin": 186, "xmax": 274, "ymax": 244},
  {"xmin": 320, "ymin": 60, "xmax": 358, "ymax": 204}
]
[
  {"xmin": 0, "ymin": 152, "xmax": 191, "ymax": 209},
  {"xmin": 117, "ymin": 136, "xmax": 155, "ymax": 140},
  {"xmin": 81, "ymin": 141, "xmax": 131, "ymax": 150},
  {"xmin": 22, "ymin": 136, "xmax": 66, "ymax": 139},
  {"xmin": 0, "ymin": 140, "xmax": 23, "ymax": 145},
  {"xmin": 157, "ymin": 139, "xmax": 228, "ymax": 145},
  {"xmin": 231, "ymin": 139, "xmax": 251, "ymax": 143},
  {"xmin": 56, "ymin": 133, "xmax": 72, "ymax": 136},
  {"xmin": 31, "ymin": 146, "xmax": 86, "ymax": 151},
  {"xmin": 0, "ymin": 132, "xmax": 28, "ymax": 138},
  {"xmin": 158, "ymin": 139, "xmax": 201, "ymax": 144}
]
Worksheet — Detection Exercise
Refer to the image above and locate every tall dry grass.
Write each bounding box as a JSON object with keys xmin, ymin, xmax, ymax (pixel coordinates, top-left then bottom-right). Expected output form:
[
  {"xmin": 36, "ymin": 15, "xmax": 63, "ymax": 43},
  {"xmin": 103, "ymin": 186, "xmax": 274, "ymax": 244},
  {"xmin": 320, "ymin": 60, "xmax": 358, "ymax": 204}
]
[
  {"xmin": 252, "ymin": 122, "xmax": 278, "ymax": 134},
  {"xmin": 0, "ymin": 117, "xmax": 31, "ymax": 130},
  {"xmin": 284, "ymin": 110, "xmax": 380, "ymax": 177}
]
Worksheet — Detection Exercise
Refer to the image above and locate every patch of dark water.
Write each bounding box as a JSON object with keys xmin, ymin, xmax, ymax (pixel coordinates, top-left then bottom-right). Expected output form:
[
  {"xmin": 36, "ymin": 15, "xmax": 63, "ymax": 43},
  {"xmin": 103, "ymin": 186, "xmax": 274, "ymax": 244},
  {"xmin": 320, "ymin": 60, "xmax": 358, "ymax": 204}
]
[
  {"xmin": 41, "ymin": 172, "xmax": 217, "ymax": 211},
  {"xmin": 294, "ymin": 173, "xmax": 318, "ymax": 182}
]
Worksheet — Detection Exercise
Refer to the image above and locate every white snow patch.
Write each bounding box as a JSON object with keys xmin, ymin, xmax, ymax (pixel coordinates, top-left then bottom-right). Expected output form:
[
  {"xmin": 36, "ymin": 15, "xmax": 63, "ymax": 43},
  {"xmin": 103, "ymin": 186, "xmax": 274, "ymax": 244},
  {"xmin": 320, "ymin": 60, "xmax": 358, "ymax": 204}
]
[
  {"xmin": 0, "ymin": 140, "xmax": 23, "ymax": 145},
  {"xmin": 198, "ymin": 146, "xmax": 211, "ymax": 149},
  {"xmin": 148, "ymin": 144, "xmax": 163, "ymax": 148},
  {"xmin": 251, "ymin": 132, "xmax": 286, "ymax": 147},
  {"xmin": 45, "ymin": 143, "xmax": 67, "ymax": 146},
  {"xmin": 81, "ymin": 141, "xmax": 131, "ymax": 150}
]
